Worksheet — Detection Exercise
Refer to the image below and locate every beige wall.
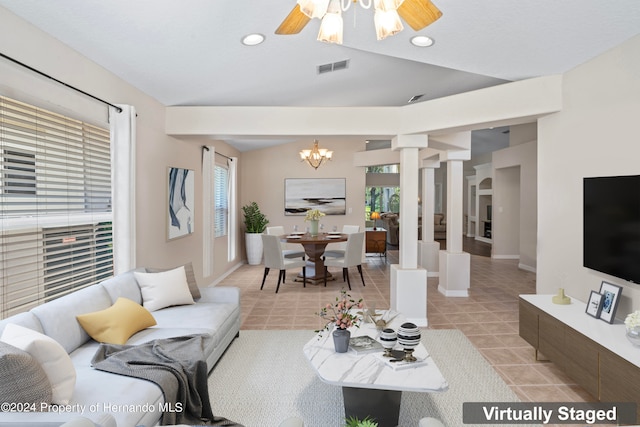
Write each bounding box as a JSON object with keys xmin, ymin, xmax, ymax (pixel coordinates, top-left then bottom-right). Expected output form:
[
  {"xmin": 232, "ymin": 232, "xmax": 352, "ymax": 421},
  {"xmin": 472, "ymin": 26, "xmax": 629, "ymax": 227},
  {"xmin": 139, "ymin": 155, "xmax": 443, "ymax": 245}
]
[
  {"xmin": 492, "ymin": 140, "xmax": 537, "ymax": 271},
  {"xmin": 537, "ymin": 34, "xmax": 640, "ymax": 318},
  {"xmin": 239, "ymin": 137, "xmax": 367, "ymax": 253}
]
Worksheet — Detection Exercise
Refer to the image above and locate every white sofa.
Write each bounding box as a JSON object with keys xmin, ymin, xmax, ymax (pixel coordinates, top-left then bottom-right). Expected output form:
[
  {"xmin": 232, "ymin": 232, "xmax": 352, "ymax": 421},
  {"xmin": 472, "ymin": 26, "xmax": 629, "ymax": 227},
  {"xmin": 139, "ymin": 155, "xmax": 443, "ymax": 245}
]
[{"xmin": 0, "ymin": 267, "xmax": 241, "ymax": 427}]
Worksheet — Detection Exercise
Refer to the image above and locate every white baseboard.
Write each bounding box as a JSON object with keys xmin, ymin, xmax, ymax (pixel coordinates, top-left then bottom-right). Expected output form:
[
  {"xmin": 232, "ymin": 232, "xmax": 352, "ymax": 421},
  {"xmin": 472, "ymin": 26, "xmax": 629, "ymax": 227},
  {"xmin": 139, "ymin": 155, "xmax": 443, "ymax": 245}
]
[
  {"xmin": 208, "ymin": 261, "xmax": 244, "ymax": 287},
  {"xmin": 518, "ymin": 263, "xmax": 537, "ymax": 273},
  {"xmin": 427, "ymin": 272, "xmax": 440, "ymax": 277},
  {"xmin": 437, "ymin": 285, "xmax": 469, "ymax": 297},
  {"xmin": 491, "ymin": 254, "xmax": 519, "ymax": 260}
]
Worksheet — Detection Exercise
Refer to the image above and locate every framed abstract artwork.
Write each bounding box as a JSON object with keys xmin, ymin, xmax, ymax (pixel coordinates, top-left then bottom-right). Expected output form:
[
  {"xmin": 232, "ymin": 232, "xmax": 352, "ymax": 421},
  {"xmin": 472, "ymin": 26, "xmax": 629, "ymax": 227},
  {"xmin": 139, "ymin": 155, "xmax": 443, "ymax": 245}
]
[
  {"xmin": 598, "ymin": 281, "xmax": 622, "ymax": 324},
  {"xmin": 168, "ymin": 167, "xmax": 195, "ymax": 240},
  {"xmin": 284, "ymin": 178, "xmax": 346, "ymax": 216}
]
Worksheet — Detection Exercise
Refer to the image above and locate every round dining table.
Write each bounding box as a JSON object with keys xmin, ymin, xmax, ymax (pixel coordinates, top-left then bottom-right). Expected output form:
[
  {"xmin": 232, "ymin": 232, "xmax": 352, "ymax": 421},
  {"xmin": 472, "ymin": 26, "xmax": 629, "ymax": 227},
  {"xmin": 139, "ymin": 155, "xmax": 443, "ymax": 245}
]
[{"xmin": 282, "ymin": 232, "xmax": 348, "ymax": 284}]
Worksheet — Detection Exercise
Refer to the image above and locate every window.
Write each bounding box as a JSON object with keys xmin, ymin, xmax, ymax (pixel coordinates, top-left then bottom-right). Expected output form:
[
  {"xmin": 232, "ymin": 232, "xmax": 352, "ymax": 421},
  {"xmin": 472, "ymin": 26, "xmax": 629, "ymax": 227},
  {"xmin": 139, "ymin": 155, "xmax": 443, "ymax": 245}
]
[
  {"xmin": 365, "ymin": 164, "xmax": 400, "ymax": 220},
  {"xmin": 214, "ymin": 164, "xmax": 228, "ymax": 237},
  {"xmin": 3, "ymin": 149, "xmax": 36, "ymax": 195},
  {"xmin": 1, "ymin": 95, "xmax": 112, "ymax": 319}
]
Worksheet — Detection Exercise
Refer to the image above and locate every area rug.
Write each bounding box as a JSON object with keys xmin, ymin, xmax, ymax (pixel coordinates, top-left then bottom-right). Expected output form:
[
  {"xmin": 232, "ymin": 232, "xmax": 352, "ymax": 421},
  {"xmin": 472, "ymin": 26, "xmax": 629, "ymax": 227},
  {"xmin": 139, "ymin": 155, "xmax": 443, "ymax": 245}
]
[{"xmin": 208, "ymin": 330, "xmax": 534, "ymax": 427}]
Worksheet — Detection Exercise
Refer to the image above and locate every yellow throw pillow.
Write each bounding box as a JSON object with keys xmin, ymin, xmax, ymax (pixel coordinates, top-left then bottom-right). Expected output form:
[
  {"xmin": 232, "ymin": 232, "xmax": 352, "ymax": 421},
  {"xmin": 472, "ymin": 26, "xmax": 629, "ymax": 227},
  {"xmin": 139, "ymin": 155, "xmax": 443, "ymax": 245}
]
[{"xmin": 76, "ymin": 297, "xmax": 156, "ymax": 345}]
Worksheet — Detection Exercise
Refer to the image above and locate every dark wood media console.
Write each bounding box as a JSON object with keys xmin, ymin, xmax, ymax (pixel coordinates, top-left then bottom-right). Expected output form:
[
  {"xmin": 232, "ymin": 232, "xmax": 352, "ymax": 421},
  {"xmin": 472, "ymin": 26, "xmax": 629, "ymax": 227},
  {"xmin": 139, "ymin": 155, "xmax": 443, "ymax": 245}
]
[{"xmin": 519, "ymin": 294, "xmax": 640, "ymax": 424}]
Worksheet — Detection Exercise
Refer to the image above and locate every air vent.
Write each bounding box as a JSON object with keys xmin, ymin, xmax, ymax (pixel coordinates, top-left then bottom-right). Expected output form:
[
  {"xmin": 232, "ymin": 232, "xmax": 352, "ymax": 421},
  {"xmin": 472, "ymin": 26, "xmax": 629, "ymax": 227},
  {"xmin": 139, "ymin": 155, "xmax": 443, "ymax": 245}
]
[
  {"xmin": 408, "ymin": 94, "xmax": 424, "ymax": 103},
  {"xmin": 317, "ymin": 59, "xmax": 349, "ymax": 74}
]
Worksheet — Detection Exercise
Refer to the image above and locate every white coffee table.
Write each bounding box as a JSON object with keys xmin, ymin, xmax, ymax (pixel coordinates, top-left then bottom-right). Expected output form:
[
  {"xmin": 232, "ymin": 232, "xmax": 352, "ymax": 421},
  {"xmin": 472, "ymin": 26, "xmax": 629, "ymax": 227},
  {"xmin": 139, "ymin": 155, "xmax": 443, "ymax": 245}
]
[{"xmin": 303, "ymin": 312, "xmax": 448, "ymax": 427}]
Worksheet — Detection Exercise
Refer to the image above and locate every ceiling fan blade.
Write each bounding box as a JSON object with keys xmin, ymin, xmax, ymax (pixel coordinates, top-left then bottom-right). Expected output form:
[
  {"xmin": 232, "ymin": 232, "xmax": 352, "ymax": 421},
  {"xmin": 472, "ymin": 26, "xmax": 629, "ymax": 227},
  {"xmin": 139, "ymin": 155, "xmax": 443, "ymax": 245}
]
[
  {"xmin": 275, "ymin": 4, "xmax": 311, "ymax": 35},
  {"xmin": 397, "ymin": 0, "xmax": 442, "ymax": 31}
]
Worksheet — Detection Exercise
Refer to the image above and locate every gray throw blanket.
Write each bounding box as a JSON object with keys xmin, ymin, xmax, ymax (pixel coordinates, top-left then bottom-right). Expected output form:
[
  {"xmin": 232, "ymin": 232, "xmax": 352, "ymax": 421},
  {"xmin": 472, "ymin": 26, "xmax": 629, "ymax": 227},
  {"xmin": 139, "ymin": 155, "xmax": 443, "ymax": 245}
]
[{"xmin": 91, "ymin": 334, "xmax": 242, "ymax": 426}]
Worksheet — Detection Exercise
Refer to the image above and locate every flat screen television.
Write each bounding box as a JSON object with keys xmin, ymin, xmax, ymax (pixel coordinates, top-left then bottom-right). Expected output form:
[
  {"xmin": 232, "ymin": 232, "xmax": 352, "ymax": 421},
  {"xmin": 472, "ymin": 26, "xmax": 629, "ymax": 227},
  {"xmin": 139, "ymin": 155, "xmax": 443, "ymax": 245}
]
[{"xmin": 583, "ymin": 174, "xmax": 640, "ymax": 284}]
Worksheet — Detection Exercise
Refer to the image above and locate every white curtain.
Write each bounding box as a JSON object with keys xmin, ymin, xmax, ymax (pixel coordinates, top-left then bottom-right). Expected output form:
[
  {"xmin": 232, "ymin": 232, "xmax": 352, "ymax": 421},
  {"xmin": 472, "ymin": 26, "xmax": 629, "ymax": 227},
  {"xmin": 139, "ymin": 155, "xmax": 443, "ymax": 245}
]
[
  {"xmin": 202, "ymin": 146, "xmax": 215, "ymax": 277},
  {"xmin": 227, "ymin": 157, "xmax": 238, "ymax": 262},
  {"xmin": 109, "ymin": 105, "xmax": 136, "ymax": 274}
]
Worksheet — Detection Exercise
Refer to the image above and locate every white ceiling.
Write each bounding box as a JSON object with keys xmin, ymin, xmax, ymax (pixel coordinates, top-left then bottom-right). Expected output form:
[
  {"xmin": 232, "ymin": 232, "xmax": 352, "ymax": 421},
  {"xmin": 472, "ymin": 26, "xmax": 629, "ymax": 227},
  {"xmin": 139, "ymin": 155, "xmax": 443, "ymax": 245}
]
[{"xmin": 2, "ymin": 0, "xmax": 640, "ymax": 151}]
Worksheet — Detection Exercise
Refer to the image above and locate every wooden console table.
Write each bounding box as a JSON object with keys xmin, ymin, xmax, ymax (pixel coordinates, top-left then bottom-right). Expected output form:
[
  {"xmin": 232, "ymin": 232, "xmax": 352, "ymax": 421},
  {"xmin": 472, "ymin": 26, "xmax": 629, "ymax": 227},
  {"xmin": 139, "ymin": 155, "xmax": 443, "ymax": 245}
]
[
  {"xmin": 519, "ymin": 294, "xmax": 640, "ymax": 423},
  {"xmin": 365, "ymin": 227, "xmax": 386, "ymax": 257}
]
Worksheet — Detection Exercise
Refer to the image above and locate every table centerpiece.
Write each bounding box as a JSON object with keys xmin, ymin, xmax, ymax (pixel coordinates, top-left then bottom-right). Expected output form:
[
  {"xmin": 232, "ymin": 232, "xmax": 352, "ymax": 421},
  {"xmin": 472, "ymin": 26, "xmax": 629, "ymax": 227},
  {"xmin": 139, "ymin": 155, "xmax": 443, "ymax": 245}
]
[{"xmin": 317, "ymin": 289, "xmax": 364, "ymax": 353}]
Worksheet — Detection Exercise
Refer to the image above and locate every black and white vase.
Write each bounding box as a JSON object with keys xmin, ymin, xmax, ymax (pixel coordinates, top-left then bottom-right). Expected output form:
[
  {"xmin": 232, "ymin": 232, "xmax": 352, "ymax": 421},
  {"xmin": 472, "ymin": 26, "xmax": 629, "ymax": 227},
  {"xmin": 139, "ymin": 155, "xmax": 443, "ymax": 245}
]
[
  {"xmin": 380, "ymin": 328, "xmax": 397, "ymax": 357},
  {"xmin": 397, "ymin": 322, "xmax": 421, "ymax": 361},
  {"xmin": 333, "ymin": 328, "xmax": 350, "ymax": 353}
]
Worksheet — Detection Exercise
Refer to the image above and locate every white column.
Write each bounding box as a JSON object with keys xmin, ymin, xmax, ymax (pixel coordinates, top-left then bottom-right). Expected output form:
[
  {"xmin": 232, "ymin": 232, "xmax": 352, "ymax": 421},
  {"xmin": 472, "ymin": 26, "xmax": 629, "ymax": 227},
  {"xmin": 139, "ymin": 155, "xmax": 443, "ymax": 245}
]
[
  {"xmin": 399, "ymin": 147, "xmax": 419, "ymax": 269},
  {"xmin": 419, "ymin": 160, "xmax": 441, "ymax": 276},
  {"xmin": 438, "ymin": 150, "xmax": 471, "ymax": 297},
  {"xmin": 446, "ymin": 160, "xmax": 464, "ymax": 253},
  {"xmin": 389, "ymin": 135, "xmax": 428, "ymax": 326}
]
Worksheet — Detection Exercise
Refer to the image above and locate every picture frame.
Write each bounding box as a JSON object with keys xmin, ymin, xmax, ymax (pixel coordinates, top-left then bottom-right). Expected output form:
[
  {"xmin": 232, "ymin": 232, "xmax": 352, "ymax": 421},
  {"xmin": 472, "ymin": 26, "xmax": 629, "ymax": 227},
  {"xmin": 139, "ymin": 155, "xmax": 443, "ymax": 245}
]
[
  {"xmin": 168, "ymin": 167, "xmax": 195, "ymax": 240},
  {"xmin": 585, "ymin": 291, "xmax": 604, "ymax": 318},
  {"xmin": 284, "ymin": 178, "xmax": 346, "ymax": 216},
  {"xmin": 598, "ymin": 281, "xmax": 622, "ymax": 324}
]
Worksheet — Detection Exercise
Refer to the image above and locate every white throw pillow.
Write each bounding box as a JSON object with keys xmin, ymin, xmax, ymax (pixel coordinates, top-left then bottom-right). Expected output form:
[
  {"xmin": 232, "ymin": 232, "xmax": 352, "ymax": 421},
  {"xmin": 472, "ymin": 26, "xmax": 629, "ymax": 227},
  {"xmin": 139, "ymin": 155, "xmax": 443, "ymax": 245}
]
[
  {"xmin": 0, "ymin": 323, "xmax": 76, "ymax": 405},
  {"xmin": 134, "ymin": 266, "xmax": 195, "ymax": 312}
]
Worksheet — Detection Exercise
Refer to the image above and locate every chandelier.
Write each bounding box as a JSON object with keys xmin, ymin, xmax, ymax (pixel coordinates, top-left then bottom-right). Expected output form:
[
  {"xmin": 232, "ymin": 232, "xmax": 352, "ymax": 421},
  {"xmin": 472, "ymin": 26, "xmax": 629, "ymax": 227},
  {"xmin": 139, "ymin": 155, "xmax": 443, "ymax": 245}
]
[
  {"xmin": 299, "ymin": 139, "xmax": 333, "ymax": 170},
  {"xmin": 291, "ymin": 0, "xmax": 441, "ymax": 44}
]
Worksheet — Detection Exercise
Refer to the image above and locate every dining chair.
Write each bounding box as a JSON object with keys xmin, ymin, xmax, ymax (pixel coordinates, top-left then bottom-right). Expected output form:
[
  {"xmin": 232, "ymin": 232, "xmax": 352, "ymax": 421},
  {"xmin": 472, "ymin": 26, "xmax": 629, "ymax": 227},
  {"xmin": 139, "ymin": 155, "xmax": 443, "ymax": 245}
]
[
  {"xmin": 266, "ymin": 226, "xmax": 305, "ymax": 260},
  {"xmin": 323, "ymin": 231, "xmax": 365, "ymax": 289},
  {"xmin": 261, "ymin": 234, "xmax": 306, "ymax": 293},
  {"xmin": 323, "ymin": 224, "xmax": 360, "ymax": 259}
]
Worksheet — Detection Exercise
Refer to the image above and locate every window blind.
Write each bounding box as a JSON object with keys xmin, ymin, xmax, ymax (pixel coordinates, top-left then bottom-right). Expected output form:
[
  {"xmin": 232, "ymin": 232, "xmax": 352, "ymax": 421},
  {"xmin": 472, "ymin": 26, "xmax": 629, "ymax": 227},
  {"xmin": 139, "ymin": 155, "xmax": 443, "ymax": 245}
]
[
  {"xmin": 1, "ymin": 95, "xmax": 113, "ymax": 319},
  {"xmin": 214, "ymin": 164, "xmax": 228, "ymax": 238}
]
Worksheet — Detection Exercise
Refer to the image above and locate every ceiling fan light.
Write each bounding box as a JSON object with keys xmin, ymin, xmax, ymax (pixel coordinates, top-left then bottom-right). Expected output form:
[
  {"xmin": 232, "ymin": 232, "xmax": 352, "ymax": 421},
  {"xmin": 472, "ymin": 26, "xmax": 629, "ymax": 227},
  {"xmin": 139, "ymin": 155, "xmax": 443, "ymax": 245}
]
[
  {"xmin": 297, "ymin": 0, "xmax": 330, "ymax": 19},
  {"xmin": 374, "ymin": 9, "xmax": 403, "ymax": 40},
  {"xmin": 374, "ymin": 0, "xmax": 404, "ymax": 12},
  {"xmin": 317, "ymin": 6, "xmax": 343, "ymax": 44}
]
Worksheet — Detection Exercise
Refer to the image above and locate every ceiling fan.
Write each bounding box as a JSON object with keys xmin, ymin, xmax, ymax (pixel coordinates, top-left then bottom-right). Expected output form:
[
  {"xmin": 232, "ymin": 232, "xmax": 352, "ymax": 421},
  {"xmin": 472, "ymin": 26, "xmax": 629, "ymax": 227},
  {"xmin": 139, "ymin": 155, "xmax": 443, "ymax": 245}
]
[{"xmin": 275, "ymin": 0, "xmax": 442, "ymax": 44}]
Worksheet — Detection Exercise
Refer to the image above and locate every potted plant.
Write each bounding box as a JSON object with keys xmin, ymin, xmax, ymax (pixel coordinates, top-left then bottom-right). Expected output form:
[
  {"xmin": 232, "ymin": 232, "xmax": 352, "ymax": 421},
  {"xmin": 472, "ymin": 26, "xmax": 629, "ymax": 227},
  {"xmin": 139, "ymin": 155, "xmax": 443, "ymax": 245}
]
[
  {"xmin": 345, "ymin": 416, "xmax": 378, "ymax": 427},
  {"xmin": 242, "ymin": 201, "xmax": 269, "ymax": 265}
]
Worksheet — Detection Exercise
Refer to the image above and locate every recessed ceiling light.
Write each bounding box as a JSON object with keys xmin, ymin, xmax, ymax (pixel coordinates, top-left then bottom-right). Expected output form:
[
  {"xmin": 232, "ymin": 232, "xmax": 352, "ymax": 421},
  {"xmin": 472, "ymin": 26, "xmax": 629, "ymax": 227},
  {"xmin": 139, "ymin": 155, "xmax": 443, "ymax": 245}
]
[
  {"xmin": 410, "ymin": 35, "xmax": 434, "ymax": 47},
  {"xmin": 242, "ymin": 33, "xmax": 265, "ymax": 46}
]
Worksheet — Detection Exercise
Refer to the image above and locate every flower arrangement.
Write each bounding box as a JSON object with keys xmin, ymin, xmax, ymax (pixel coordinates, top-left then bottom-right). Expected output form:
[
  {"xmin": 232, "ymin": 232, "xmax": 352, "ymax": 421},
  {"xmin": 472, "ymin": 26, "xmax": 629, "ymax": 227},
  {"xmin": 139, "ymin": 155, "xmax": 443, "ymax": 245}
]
[
  {"xmin": 304, "ymin": 209, "xmax": 325, "ymax": 222},
  {"xmin": 316, "ymin": 289, "xmax": 364, "ymax": 335},
  {"xmin": 625, "ymin": 310, "xmax": 640, "ymax": 330}
]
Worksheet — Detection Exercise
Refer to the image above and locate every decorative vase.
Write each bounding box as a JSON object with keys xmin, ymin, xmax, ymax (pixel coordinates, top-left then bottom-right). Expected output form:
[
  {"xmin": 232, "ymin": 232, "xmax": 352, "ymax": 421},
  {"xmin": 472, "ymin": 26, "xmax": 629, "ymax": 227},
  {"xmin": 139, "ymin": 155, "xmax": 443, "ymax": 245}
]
[
  {"xmin": 397, "ymin": 322, "xmax": 421, "ymax": 362},
  {"xmin": 626, "ymin": 326, "xmax": 640, "ymax": 347},
  {"xmin": 309, "ymin": 220, "xmax": 319, "ymax": 236},
  {"xmin": 245, "ymin": 233, "xmax": 263, "ymax": 265},
  {"xmin": 380, "ymin": 328, "xmax": 397, "ymax": 358},
  {"xmin": 332, "ymin": 328, "xmax": 350, "ymax": 353}
]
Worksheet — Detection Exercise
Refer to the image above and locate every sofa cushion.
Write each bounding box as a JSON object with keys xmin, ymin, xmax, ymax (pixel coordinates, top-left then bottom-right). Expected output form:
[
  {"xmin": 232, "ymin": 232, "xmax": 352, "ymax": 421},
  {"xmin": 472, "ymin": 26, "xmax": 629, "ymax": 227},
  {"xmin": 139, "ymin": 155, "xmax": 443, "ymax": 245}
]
[
  {"xmin": 31, "ymin": 284, "xmax": 113, "ymax": 353},
  {"xmin": 0, "ymin": 311, "xmax": 44, "ymax": 337},
  {"xmin": 76, "ymin": 297, "xmax": 157, "ymax": 345},
  {"xmin": 0, "ymin": 341, "xmax": 52, "ymax": 409},
  {"xmin": 146, "ymin": 262, "xmax": 201, "ymax": 300},
  {"xmin": 134, "ymin": 266, "xmax": 195, "ymax": 312},
  {"xmin": 69, "ymin": 341, "xmax": 164, "ymax": 427},
  {"xmin": 100, "ymin": 269, "xmax": 144, "ymax": 305},
  {"xmin": 1, "ymin": 323, "xmax": 76, "ymax": 405}
]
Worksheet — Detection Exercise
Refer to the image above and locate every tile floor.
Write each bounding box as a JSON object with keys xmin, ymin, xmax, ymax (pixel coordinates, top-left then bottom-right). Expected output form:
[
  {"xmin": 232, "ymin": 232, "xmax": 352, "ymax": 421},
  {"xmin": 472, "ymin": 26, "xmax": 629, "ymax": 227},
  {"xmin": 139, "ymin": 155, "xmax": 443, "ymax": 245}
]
[{"xmin": 216, "ymin": 243, "xmax": 597, "ymax": 411}]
